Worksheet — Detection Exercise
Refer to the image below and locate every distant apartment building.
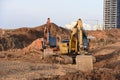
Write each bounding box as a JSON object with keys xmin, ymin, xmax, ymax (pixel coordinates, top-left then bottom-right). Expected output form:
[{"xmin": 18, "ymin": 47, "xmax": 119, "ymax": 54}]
[{"xmin": 103, "ymin": 0, "xmax": 120, "ymax": 29}]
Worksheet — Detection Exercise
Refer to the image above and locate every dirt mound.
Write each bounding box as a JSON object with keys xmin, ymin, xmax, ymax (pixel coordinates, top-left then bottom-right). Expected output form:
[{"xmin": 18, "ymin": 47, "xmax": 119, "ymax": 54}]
[
  {"xmin": 0, "ymin": 23, "xmax": 71, "ymax": 51},
  {"xmin": 23, "ymin": 38, "xmax": 43, "ymax": 53},
  {"xmin": 88, "ymin": 29, "xmax": 120, "ymax": 40},
  {"xmin": 88, "ymin": 29, "xmax": 120, "ymax": 50}
]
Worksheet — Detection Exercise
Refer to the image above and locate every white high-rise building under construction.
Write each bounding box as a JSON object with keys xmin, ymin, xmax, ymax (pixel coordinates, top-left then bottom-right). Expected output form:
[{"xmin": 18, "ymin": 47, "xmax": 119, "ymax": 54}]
[{"xmin": 103, "ymin": 0, "xmax": 120, "ymax": 29}]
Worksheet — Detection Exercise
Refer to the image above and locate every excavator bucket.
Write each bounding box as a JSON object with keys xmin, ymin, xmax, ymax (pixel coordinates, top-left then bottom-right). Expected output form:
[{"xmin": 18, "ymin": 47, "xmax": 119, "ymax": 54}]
[{"xmin": 76, "ymin": 55, "xmax": 93, "ymax": 72}]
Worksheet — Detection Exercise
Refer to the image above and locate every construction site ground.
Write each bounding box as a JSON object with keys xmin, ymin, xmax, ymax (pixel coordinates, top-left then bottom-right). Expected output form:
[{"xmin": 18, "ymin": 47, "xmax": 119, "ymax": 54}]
[
  {"xmin": 0, "ymin": 41, "xmax": 120, "ymax": 80},
  {"xmin": 0, "ymin": 25, "xmax": 120, "ymax": 80}
]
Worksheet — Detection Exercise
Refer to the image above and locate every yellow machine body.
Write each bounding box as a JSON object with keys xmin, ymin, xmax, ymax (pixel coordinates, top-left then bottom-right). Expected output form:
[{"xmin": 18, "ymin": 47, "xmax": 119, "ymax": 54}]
[
  {"xmin": 59, "ymin": 43, "xmax": 68, "ymax": 54},
  {"xmin": 59, "ymin": 19, "xmax": 85, "ymax": 54}
]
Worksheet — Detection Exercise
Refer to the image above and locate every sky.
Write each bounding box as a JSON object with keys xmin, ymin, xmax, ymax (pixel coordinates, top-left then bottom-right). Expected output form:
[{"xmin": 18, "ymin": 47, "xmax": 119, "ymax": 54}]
[{"xmin": 0, "ymin": 0, "xmax": 103, "ymax": 29}]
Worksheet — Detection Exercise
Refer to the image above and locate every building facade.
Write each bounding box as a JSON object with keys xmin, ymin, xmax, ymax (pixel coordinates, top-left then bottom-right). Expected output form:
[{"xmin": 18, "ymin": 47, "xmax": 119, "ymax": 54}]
[
  {"xmin": 117, "ymin": 0, "xmax": 120, "ymax": 28},
  {"xmin": 103, "ymin": 0, "xmax": 120, "ymax": 29}
]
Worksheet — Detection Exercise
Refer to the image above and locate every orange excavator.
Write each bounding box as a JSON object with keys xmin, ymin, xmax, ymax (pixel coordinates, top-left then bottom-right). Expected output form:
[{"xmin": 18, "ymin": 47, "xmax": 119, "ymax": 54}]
[{"xmin": 43, "ymin": 18, "xmax": 59, "ymax": 49}]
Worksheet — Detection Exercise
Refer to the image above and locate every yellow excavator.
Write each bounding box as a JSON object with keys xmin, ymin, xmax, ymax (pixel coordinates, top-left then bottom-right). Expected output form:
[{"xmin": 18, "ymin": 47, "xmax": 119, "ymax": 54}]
[
  {"xmin": 59, "ymin": 18, "xmax": 88, "ymax": 55},
  {"xmin": 58, "ymin": 19, "xmax": 93, "ymax": 72}
]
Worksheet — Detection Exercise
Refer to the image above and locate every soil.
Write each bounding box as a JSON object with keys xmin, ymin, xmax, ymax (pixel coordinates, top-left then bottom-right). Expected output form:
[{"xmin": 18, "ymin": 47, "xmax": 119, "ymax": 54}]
[{"xmin": 0, "ymin": 24, "xmax": 120, "ymax": 80}]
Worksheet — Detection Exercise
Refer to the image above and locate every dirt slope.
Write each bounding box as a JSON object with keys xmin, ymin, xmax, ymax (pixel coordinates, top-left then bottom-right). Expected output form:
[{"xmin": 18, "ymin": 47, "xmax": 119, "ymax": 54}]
[{"xmin": 0, "ymin": 23, "xmax": 71, "ymax": 51}]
